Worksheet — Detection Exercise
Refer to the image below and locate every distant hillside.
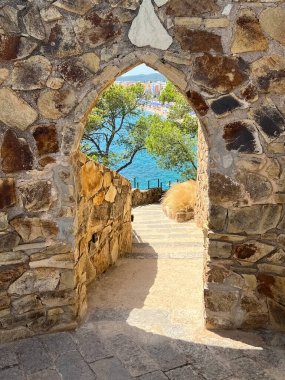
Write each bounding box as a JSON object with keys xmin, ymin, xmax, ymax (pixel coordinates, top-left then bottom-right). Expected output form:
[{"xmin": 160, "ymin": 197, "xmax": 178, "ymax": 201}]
[{"xmin": 117, "ymin": 72, "xmax": 166, "ymax": 82}]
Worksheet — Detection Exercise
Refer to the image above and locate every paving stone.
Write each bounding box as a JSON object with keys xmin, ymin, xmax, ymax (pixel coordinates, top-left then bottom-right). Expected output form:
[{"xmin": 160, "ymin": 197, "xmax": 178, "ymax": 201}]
[
  {"xmin": 89, "ymin": 357, "xmax": 132, "ymax": 380},
  {"xmin": 0, "ymin": 366, "xmax": 25, "ymax": 380},
  {"xmin": 175, "ymin": 341, "xmax": 233, "ymax": 380},
  {"xmin": 137, "ymin": 370, "xmax": 169, "ymax": 379},
  {"xmin": 55, "ymin": 350, "xmax": 95, "ymax": 380},
  {"xmin": 143, "ymin": 341, "xmax": 188, "ymax": 371},
  {"xmin": 27, "ymin": 368, "xmax": 61, "ymax": 380},
  {"xmin": 40, "ymin": 332, "xmax": 77, "ymax": 359},
  {"xmin": 165, "ymin": 365, "xmax": 200, "ymax": 379},
  {"xmin": 16, "ymin": 338, "xmax": 53, "ymax": 374},
  {"xmin": 74, "ymin": 329, "xmax": 111, "ymax": 363},
  {"xmin": 107, "ymin": 334, "xmax": 159, "ymax": 377},
  {"xmin": 0, "ymin": 347, "xmax": 18, "ymax": 369}
]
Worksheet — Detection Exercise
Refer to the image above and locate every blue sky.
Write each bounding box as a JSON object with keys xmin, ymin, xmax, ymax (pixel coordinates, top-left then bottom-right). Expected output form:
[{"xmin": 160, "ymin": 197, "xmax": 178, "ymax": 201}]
[{"xmin": 122, "ymin": 64, "xmax": 157, "ymax": 76}]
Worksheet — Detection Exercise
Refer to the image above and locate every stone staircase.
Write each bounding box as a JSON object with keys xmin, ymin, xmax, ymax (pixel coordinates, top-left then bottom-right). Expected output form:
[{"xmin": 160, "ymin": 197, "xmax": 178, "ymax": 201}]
[{"xmin": 131, "ymin": 204, "xmax": 204, "ymax": 260}]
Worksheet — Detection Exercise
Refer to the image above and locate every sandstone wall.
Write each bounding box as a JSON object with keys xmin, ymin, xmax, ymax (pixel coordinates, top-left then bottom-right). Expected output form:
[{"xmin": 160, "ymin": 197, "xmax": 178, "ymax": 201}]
[
  {"xmin": 0, "ymin": 0, "xmax": 285, "ymax": 338},
  {"xmin": 132, "ymin": 188, "xmax": 163, "ymax": 207},
  {"xmin": 74, "ymin": 153, "xmax": 132, "ymax": 300},
  {"xmin": 195, "ymin": 123, "xmax": 209, "ymax": 229}
]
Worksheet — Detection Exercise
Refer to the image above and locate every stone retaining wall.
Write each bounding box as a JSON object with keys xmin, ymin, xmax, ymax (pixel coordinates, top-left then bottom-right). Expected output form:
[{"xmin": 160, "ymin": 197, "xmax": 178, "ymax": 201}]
[
  {"xmin": 132, "ymin": 188, "xmax": 163, "ymax": 207},
  {"xmin": 74, "ymin": 153, "xmax": 132, "ymax": 313},
  {"xmin": 0, "ymin": 0, "xmax": 285, "ymax": 338}
]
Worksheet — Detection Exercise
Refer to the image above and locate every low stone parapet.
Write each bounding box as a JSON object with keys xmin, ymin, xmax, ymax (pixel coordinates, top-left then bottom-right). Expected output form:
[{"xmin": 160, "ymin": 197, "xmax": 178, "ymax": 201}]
[{"xmin": 132, "ymin": 188, "xmax": 163, "ymax": 207}]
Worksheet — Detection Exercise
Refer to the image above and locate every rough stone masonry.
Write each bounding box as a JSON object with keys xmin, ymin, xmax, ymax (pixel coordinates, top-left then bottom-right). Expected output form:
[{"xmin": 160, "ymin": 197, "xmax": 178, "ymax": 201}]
[{"xmin": 0, "ymin": 0, "xmax": 285, "ymax": 342}]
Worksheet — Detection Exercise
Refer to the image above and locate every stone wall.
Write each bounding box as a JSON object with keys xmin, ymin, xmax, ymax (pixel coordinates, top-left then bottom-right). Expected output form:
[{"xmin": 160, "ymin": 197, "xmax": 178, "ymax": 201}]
[
  {"xmin": 195, "ymin": 123, "xmax": 209, "ymax": 228},
  {"xmin": 132, "ymin": 188, "xmax": 163, "ymax": 207},
  {"xmin": 0, "ymin": 0, "xmax": 285, "ymax": 338},
  {"xmin": 74, "ymin": 152, "xmax": 132, "ymax": 296}
]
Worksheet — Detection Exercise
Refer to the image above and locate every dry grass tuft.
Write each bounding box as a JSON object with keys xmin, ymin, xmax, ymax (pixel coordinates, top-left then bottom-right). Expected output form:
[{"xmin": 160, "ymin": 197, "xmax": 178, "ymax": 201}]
[{"xmin": 161, "ymin": 180, "xmax": 197, "ymax": 221}]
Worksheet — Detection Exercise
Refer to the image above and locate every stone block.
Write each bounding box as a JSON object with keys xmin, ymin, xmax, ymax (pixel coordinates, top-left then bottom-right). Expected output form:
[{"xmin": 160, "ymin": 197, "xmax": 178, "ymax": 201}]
[
  {"xmin": 233, "ymin": 241, "xmax": 274, "ymax": 262},
  {"xmin": 0, "ymin": 232, "xmax": 20, "ymax": 253},
  {"xmin": 231, "ymin": 10, "xmax": 268, "ymax": 53},
  {"xmin": 19, "ymin": 181, "xmax": 52, "ymax": 212},
  {"xmin": 175, "ymin": 28, "xmax": 223, "ymax": 53},
  {"xmin": 208, "ymin": 240, "xmax": 232, "ymax": 258},
  {"xmin": 12, "ymin": 56, "xmax": 52, "ymax": 90},
  {"xmin": 0, "ymin": 178, "xmax": 17, "ymax": 210},
  {"xmin": 33, "ymin": 125, "xmax": 59, "ymax": 156},
  {"xmin": 260, "ymin": 7, "xmax": 285, "ymax": 45},
  {"xmin": 8, "ymin": 268, "xmax": 61, "ymax": 296},
  {"xmin": 1, "ymin": 130, "xmax": 33, "ymax": 173},
  {"xmin": 0, "ymin": 88, "xmax": 37, "ymax": 130},
  {"xmin": 37, "ymin": 88, "xmax": 76, "ymax": 120},
  {"xmin": 11, "ymin": 218, "xmax": 59, "ymax": 243},
  {"xmin": 209, "ymin": 173, "xmax": 242, "ymax": 204},
  {"xmin": 166, "ymin": 0, "xmax": 220, "ymax": 17},
  {"xmin": 193, "ymin": 54, "xmax": 249, "ymax": 93},
  {"xmin": 251, "ymin": 55, "xmax": 285, "ymax": 94},
  {"xmin": 223, "ymin": 121, "xmax": 262, "ymax": 154}
]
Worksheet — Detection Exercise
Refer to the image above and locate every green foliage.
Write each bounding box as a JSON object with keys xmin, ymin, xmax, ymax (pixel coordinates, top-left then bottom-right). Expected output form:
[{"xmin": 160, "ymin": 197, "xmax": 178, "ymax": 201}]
[
  {"xmin": 81, "ymin": 80, "xmax": 198, "ymax": 180},
  {"xmin": 158, "ymin": 81, "xmax": 178, "ymax": 104},
  {"xmin": 81, "ymin": 83, "xmax": 147, "ymax": 172}
]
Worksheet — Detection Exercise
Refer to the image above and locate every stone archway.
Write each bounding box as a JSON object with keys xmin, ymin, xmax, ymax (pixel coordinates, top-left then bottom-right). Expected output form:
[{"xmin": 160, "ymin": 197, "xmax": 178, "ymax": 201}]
[{"xmin": 0, "ymin": 0, "xmax": 285, "ymax": 341}]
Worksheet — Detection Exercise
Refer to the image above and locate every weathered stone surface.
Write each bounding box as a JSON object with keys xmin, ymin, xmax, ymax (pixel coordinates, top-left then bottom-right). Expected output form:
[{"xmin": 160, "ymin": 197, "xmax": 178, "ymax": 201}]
[
  {"xmin": 268, "ymin": 299, "xmax": 285, "ymax": 329},
  {"xmin": 0, "ymin": 232, "xmax": 20, "ymax": 253},
  {"xmin": 8, "ymin": 269, "xmax": 61, "ymax": 295},
  {"xmin": 193, "ymin": 54, "xmax": 249, "ymax": 93},
  {"xmin": 240, "ymin": 83, "xmax": 258, "ymax": 103},
  {"xmin": 227, "ymin": 205, "xmax": 282, "ymax": 234},
  {"xmin": 54, "ymin": 0, "xmax": 99, "ymax": 15},
  {"xmin": 42, "ymin": 21, "xmax": 81, "ymax": 58},
  {"xmin": 17, "ymin": 37, "xmax": 38, "ymax": 60},
  {"xmin": 205, "ymin": 18, "xmax": 229, "ymax": 28},
  {"xmin": 223, "ymin": 121, "xmax": 261, "ymax": 154},
  {"xmin": 23, "ymin": 6, "xmax": 46, "ymax": 40},
  {"xmin": 78, "ymin": 53, "xmax": 100, "ymax": 73},
  {"xmin": 233, "ymin": 241, "xmax": 274, "ymax": 262},
  {"xmin": 0, "ymin": 263, "xmax": 27, "ymax": 290},
  {"xmin": 10, "ymin": 218, "xmax": 59, "ymax": 242},
  {"xmin": 46, "ymin": 77, "xmax": 64, "ymax": 90},
  {"xmin": 0, "ymin": 68, "xmax": 9, "ymax": 84},
  {"xmin": 205, "ymin": 287, "xmax": 238, "ymax": 313},
  {"xmin": 211, "ymin": 95, "xmax": 241, "ymax": 116},
  {"xmin": 231, "ymin": 11, "xmax": 268, "ymax": 54},
  {"xmin": 260, "ymin": 7, "xmax": 285, "ymax": 46},
  {"xmin": 12, "ymin": 56, "xmax": 52, "ymax": 90},
  {"xmin": 175, "ymin": 28, "xmax": 222, "ymax": 53},
  {"xmin": 0, "ymin": 213, "xmax": 8, "ymax": 231},
  {"xmin": 128, "ymin": 0, "xmax": 172, "ymax": 50},
  {"xmin": 0, "ymin": 251, "xmax": 28, "ymax": 266},
  {"xmin": 185, "ymin": 91, "xmax": 208, "ymax": 116},
  {"xmin": 252, "ymin": 106, "xmax": 285, "ymax": 139},
  {"xmin": 105, "ymin": 184, "xmax": 117, "ymax": 203},
  {"xmin": 208, "ymin": 240, "xmax": 232, "ymax": 258},
  {"xmin": 257, "ymin": 274, "xmax": 285, "ymax": 306},
  {"xmin": 209, "ymin": 173, "xmax": 242, "ymax": 204},
  {"xmin": 58, "ymin": 61, "xmax": 89, "ymax": 88},
  {"xmin": 208, "ymin": 205, "xmax": 227, "ymax": 231},
  {"xmin": 166, "ymin": 0, "xmax": 219, "ymax": 17},
  {"xmin": 0, "ymin": 178, "xmax": 17, "ymax": 210},
  {"xmin": 12, "ymin": 294, "xmax": 43, "ymax": 315},
  {"xmin": 0, "ymin": 89, "xmax": 37, "ymax": 130},
  {"xmin": 37, "ymin": 89, "xmax": 76, "ymax": 119},
  {"xmin": 33, "ymin": 125, "xmax": 59, "ymax": 156},
  {"xmin": 1, "ymin": 130, "xmax": 33, "ymax": 173},
  {"xmin": 81, "ymin": 161, "xmax": 103, "ymax": 198},
  {"xmin": 0, "ymin": 33, "xmax": 20, "ymax": 60},
  {"xmin": 40, "ymin": 7, "xmax": 63, "ymax": 22},
  {"xmin": 75, "ymin": 11, "xmax": 121, "ymax": 49},
  {"xmin": 19, "ymin": 181, "xmax": 52, "ymax": 212},
  {"xmin": 0, "ymin": 291, "xmax": 10, "ymax": 310},
  {"xmin": 252, "ymin": 55, "xmax": 285, "ymax": 94},
  {"xmin": 242, "ymin": 172, "xmax": 272, "ymax": 201}
]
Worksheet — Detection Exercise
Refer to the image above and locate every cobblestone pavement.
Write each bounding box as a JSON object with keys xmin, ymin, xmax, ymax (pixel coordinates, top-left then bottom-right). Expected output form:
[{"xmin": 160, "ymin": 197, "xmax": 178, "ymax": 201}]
[{"xmin": 1, "ymin": 205, "xmax": 285, "ymax": 380}]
